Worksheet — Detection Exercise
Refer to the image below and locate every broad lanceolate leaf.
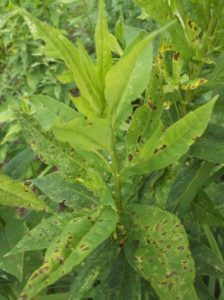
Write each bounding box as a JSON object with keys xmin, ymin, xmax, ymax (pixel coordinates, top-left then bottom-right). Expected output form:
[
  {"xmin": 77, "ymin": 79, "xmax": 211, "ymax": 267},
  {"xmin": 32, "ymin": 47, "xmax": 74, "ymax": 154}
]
[
  {"xmin": 95, "ymin": 0, "xmax": 112, "ymax": 85},
  {"xmin": 19, "ymin": 206, "xmax": 118, "ymax": 299},
  {"xmin": 20, "ymin": 115, "xmax": 84, "ymax": 175},
  {"xmin": 18, "ymin": 9, "xmax": 103, "ymax": 117},
  {"xmin": 105, "ymin": 33, "xmax": 153, "ymax": 126},
  {"xmin": 0, "ymin": 173, "xmax": 49, "ymax": 212},
  {"xmin": 124, "ymin": 204, "xmax": 196, "ymax": 300},
  {"xmin": 123, "ymin": 98, "xmax": 217, "ymax": 176}
]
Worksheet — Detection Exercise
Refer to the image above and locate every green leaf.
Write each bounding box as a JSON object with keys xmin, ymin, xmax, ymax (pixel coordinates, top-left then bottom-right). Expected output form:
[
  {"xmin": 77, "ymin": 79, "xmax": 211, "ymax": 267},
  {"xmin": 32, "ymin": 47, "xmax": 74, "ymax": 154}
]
[
  {"xmin": 123, "ymin": 98, "xmax": 217, "ymax": 176},
  {"xmin": 174, "ymin": 161, "xmax": 214, "ymax": 215},
  {"xmin": 53, "ymin": 118, "xmax": 111, "ymax": 151},
  {"xmin": 0, "ymin": 208, "xmax": 27, "ymax": 280},
  {"xmin": 105, "ymin": 33, "xmax": 153, "ymax": 125},
  {"xmin": 124, "ymin": 204, "xmax": 196, "ymax": 300},
  {"xmin": 135, "ymin": 0, "xmax": 194, "ymax": 59},
  {"xmin": 69, "ymin": 240, "xmax": 117, "ymax": 299},
  {"xmin": 126, "ymin": 104, "xmax": 158, "ymax": 152},
  {"xmin": 20, "ymin": 115, "xmax": 84, "ymax": 175},
  {"xmin": 192, "ymin": 244, "xmax": 224, "ymax": 279},
  {"xmin": 30, "ymin": 95, "xmax": 79, "ymax": 130},
  {"xmin": 95, "ymin": 0, "xmax": 112, "ymax": 84},
  {"xmin": 92, "ymin": 250, "xmax": 141, "ymax": 300},
  {"xmin": 190, "ymin": 124, "xmax": 224, "ymax": 163},
  {"xmin": 33, "ymin": 172, "xmax": 97, "ymax": 208},
  {"xmin": 18, "ymin": 9, "xmax": 103, "ymax": 117},
  {"xmin": 3, "ymin": 148, "xmax": 35, "ymax": 179},
  {"xmin": 166, "ymin": 160, "xmax": 214, "ymax": 215},
  {"xmin": 190, "ymin": 191, "xmax": 224, "ymax": 226},
  {"xmin": 0, "ymin": 173, "xmax": 49, "ymax": 212},
  {"xmin": 7, "ymin": 213, "xmax": 72, "ymax": 255},
  {"xmin": 19, "ymin": 206, "xmax": 118, "ymax": 299}
]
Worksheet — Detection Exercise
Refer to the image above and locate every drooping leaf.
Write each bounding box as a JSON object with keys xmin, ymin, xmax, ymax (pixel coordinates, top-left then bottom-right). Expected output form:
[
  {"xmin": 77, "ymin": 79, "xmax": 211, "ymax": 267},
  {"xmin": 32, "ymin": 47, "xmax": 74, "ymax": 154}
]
[
  {"xmin": 19, "ymin": 206, "xmax": 118, "ymax": 299},
  {"xmin": 0, "ymin": 173, "xmax": 49, "ymax": 212},
  {"xmin": 124, "ymin": 204, "xmax": 196, "ymax": 300},
  {"xmin": 123, "ymin": 98, "xmax": 217, "ymax": 176}
]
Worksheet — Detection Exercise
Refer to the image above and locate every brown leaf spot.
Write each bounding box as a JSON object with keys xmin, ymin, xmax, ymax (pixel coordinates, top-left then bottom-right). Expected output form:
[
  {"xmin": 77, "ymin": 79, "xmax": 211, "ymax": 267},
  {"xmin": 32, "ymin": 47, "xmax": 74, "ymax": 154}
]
[
  {"xmin": 177, "ymin": 245, "xmax": 185, "ymax": 251},
  {"xmin": 128, "ymin": 154, "xmax": 133, "ymax": 161}
]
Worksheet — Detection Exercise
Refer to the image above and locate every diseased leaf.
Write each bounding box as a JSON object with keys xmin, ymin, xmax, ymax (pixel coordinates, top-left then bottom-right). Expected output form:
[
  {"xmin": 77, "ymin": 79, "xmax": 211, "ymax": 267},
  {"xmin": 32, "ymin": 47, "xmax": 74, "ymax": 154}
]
[
  {"xmin": 123, "ymin": 98, "xmax": 217, "ymax": 176},
  {"xmin": 33, "ymin": 172, "xmax": 97, "ymax": 208},
  {"xmin": 20, "ymin": 114, "xmax": 84, "ymax": 175},
  {"xmin": 3, "ymin": 148, "xmax": 35, "ymax": 179},
  {"xmin": 135, "ymin": 0, "xmax": 194, "ymax": 59},
  {"xmin": 19, "ymin": 206, "xmax": 118, "ymax": 299},
  {"xmin": 0, "ymin": 173, "xmax": 49, "ymax": 212},
  {"xmin": 105, "ymin": 32, "xmax": 154, "ymax": 125},
  {"xmin": 124, "ymin": 204, "xmax": 196, "ymax": 300},
  {"xmin": 7, "ymin": 213, "xmax": 72, "ymax": 255},
  {"xmin": 69, "ymin": 240, "xmax": 117, "ymax": 299}
]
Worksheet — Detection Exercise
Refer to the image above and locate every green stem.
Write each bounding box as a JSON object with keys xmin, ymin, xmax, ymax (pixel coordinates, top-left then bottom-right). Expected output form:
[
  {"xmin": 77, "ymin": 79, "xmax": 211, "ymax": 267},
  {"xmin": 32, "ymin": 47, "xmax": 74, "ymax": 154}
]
[{"xmin": 109, "ymin": 124, "xmax": 122, "ymax": 212}]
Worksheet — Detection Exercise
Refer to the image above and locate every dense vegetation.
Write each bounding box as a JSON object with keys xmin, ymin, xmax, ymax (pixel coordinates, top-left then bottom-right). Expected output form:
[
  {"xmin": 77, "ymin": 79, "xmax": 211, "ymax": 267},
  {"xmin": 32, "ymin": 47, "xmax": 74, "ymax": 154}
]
[{"xmin": 0, "ymin": 0, "xmax": 224, "ymax": 299}]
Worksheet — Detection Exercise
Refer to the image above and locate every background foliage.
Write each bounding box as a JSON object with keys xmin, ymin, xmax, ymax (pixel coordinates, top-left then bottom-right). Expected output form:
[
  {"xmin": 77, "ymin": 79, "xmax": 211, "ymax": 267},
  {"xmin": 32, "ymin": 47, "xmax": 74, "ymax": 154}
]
[{"xmin": 0, "ymin": 0, "xmax": 224, "ymax": 299}]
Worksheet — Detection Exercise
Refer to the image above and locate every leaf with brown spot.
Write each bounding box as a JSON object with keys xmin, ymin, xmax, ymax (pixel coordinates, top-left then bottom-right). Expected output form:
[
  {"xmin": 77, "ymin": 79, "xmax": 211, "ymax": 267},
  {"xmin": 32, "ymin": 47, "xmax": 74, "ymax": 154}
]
[{"xmin": 124, "ymin": 204, "xmax": 196, "ymax": 300}]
